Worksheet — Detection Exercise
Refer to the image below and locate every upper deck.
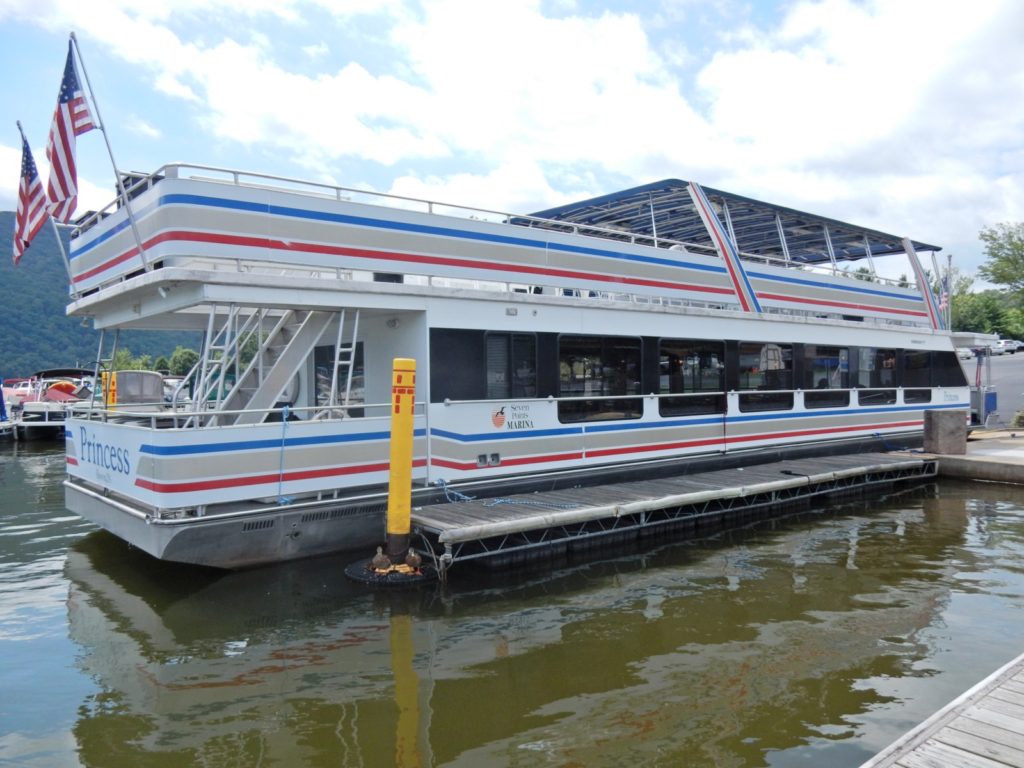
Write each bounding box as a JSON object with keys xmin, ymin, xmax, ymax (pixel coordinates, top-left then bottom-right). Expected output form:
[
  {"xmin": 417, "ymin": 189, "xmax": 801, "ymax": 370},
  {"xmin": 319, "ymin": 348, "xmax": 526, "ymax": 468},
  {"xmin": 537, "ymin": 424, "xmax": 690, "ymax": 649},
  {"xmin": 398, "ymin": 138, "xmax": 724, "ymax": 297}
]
[{"xmin": 67, "ymin": 165, "xmax": 942, "ymax": 330}]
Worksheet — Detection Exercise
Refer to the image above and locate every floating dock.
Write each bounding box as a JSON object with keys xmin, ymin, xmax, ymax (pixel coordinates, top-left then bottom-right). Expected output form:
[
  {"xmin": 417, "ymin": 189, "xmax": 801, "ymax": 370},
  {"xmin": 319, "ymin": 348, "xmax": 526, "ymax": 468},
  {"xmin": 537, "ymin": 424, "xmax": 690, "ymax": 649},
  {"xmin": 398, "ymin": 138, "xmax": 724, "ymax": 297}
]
[
  {"xmin": 861, "ymin": 649, "xmax": 1024, "ymax": 768},
  {"xmin": 412, "ymin": 452, "xmax": 935, "ymax": 572}
]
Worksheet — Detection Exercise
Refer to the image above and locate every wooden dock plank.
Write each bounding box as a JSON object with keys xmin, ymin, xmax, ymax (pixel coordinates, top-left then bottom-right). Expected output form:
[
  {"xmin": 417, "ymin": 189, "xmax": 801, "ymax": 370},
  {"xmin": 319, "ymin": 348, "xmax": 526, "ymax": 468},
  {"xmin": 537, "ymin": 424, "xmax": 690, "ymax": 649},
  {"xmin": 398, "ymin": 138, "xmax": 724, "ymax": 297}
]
[
  {"xmin": 935, "ymin": 724, "xmax": 1024, "ymax": 768},
  {"xmin": 861, "ymin": 650, "xmax": 1024, "ymax": 768},
  {"xmin": 975, "ymin": 695, "xmax": 1024, "ymax": 721},
  {"xmin": 947, "ymin": 716, "xmax": 1024, "ymax": 766},
  {"xmin": 962, "ymin": 702, "xmax": 1024, "ymax": 736},
  {"xmin": 895, "ymin": 739, "xmax": 1008, "ymax": 768},
  {"xmin": 990, "ymin": 686, "xmax": 1024, "ymax": 708}
]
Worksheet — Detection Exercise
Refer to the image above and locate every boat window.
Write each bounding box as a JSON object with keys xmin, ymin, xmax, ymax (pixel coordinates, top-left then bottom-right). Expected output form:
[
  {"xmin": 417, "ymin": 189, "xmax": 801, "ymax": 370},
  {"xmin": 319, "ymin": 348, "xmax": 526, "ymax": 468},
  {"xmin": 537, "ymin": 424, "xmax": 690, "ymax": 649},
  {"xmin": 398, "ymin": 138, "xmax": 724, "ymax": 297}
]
[
  {"xmin": 857, "ymin": 347, "xmax": 897, "ymax": 388},
  {"xmin": 932, "ymin": 351, "xmax": 969, "ymax": 387},
  {"xmin": 857, "ymin": 389, "xmax": 897, "ymax": 405},
  {"xmin": 804, "ymin": 389, "xmax": 851, "ymax": 408},
  {"xmin": 429, "ymin": 329, "xmax": 486, "ymax": 402},
  {"xmin": 658, "ymin": 339, "xmax": 725, "ymax": 416},
  {"xmin": 803, "ymin": 345, "xmax": 850, "ymax": 408},
  {"xmin": 902, "ymin": 350, "xmax": 930, "ymax": 388},
  {"xmin": 738, "ymin": 342, "xmax": 793, "ymax": 412},
  {"xmin": 904, "ymin": 389, "xmax": 932, "ymax": 404},
  {"xmin": 803, "ymin": 346, "xmax": 849, "ymax": 390},
  {"xmin": 485, "ymin": 333, "xmax": 537, "ymax": 399},
  {"xmin": 557, "ymin": 335, "xmax": 642, "ymax": 422}
]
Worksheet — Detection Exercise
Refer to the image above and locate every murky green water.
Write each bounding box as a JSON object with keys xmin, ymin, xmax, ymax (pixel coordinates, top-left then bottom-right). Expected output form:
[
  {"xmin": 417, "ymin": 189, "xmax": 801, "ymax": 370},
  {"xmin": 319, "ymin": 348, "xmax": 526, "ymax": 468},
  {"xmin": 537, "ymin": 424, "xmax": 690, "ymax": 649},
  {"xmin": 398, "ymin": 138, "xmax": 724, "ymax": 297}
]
[{"xmin": 3, "ymin": 443, "xmax": 1024, "ymax": 767}]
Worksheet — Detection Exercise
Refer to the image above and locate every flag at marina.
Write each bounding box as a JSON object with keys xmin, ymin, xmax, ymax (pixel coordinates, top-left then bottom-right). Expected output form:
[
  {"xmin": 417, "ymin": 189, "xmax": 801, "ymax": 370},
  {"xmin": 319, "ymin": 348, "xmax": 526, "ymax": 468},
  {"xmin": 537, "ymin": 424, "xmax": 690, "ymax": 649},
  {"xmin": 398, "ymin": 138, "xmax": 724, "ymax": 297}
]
[
  {"xmin": 14, "ymin": 131, "xmax": 48, "ymax": 265},
  {"xmin": 46, "ymin": 41, "xmax": 96, "ymax": 223}
]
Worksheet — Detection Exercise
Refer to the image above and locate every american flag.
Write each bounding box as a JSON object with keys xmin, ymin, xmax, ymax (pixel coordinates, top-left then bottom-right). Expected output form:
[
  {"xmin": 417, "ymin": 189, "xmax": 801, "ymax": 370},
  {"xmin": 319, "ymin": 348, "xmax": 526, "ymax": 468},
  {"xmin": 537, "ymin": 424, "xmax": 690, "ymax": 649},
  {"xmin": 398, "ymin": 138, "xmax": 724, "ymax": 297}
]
[
  {"xmin": 46, "ymin": 41, "xmax": 96, "ymax": 223},
  {"xmin": 13, "ymin": 131, "xmax": 48, "ymax": 265}
]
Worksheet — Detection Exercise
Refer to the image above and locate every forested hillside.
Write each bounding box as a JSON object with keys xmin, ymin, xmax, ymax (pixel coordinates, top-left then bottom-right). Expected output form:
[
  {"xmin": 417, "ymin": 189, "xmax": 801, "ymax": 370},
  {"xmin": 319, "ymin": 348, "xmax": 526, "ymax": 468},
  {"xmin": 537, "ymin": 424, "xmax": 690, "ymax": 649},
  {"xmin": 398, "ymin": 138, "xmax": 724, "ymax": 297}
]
[{"xmin": 0, "ymin": 211, "xmax": 200, "ymax": 376}]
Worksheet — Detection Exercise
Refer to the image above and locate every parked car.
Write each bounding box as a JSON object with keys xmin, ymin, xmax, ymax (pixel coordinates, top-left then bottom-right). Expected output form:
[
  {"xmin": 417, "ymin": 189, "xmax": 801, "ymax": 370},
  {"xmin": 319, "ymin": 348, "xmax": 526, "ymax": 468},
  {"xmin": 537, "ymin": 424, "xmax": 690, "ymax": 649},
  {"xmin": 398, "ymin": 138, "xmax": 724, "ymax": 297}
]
[
  {"xmin": 956, "ymin": 347, "xmax": 974, "ymax": 360},
  {"xmin": 989, "ymin": 342, "xmax": 1006, "ymax": 355},
  {"xmin": 995, "ymin": 339, "xmax": 1022, "ymax": 354}
]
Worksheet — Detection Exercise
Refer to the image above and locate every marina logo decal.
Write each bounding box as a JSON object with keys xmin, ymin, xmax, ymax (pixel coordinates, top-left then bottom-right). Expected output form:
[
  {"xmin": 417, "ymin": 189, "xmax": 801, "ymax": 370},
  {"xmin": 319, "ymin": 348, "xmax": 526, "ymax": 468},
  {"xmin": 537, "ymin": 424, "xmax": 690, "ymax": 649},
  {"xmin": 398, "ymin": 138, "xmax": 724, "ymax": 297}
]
[
  {"xmin": 491, "ymin": 407, "xmax": 506, "ymax": 428},
  {"xmin": 491, "ymin": 404, "xmax": 535, "ymax": 430}
]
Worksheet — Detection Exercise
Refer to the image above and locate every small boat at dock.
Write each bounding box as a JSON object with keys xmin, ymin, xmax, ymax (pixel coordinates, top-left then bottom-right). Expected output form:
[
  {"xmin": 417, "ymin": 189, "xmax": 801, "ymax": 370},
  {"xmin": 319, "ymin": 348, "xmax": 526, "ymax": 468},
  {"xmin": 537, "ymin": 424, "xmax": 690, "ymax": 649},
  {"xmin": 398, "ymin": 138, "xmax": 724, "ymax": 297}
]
[{"xmin": 9, "ymin": 368, "xmax": 93, "ymax": 440}]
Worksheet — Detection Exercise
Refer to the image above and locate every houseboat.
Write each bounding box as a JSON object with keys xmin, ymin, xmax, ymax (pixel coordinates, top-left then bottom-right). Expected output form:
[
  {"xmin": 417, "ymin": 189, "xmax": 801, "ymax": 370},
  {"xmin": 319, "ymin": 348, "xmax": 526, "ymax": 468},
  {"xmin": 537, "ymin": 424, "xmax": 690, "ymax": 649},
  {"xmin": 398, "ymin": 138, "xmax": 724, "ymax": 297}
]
[{"xmin": 62, "ymin": 167, "xmax": 969, "ymax": 568}]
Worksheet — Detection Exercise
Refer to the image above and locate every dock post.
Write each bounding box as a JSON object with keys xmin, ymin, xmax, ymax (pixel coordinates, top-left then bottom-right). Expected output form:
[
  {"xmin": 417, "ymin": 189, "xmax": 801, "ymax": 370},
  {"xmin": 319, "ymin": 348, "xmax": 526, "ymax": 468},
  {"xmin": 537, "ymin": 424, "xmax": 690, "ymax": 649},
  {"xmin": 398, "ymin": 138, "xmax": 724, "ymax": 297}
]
[
  {"xmin": 923, "ymin": 409, "xmax": 967, "ymax": 455},
  {"xmin": 344, "ymin": 357, "xmax": 437, "ymax": 585},
  {"xmin": 386, "ymin": 358, "xmax": 416, "ymax": 561}
]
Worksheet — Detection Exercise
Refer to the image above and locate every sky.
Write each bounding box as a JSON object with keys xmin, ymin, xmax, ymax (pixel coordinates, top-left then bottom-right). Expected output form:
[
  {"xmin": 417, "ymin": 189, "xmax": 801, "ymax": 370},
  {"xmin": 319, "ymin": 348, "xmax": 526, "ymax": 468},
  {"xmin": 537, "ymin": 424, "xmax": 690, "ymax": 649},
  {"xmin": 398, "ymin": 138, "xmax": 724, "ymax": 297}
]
[{"xmin": 0, "ymin": 0, "xmax": 1022, "ymax": 282}]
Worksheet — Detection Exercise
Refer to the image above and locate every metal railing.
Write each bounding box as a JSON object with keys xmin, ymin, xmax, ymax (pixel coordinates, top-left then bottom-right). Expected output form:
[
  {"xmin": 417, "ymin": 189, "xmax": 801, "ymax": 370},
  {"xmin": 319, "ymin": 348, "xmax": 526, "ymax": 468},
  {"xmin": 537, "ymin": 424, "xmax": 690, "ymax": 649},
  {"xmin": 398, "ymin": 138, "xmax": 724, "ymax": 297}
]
[
  {"xmin": 72, "ymin": 163, "xmax": 915, "ymax": 291},
  {"xmin": 66, "ymin": 399, "xmax": 422, "ymax": 430}
]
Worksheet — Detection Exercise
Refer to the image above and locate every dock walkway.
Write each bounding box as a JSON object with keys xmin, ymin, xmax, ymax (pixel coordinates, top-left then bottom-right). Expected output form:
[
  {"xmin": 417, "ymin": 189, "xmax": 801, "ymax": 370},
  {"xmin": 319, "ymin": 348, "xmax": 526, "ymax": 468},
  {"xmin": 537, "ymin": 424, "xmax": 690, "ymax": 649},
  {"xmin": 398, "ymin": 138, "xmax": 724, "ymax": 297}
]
[
  {"xmin": 861, "ymin": 649, "xmax": 1024, "ymax": 768},
  {"xmin": 412, "ymin": 452, "xmax": 935, "ymax": 570}
]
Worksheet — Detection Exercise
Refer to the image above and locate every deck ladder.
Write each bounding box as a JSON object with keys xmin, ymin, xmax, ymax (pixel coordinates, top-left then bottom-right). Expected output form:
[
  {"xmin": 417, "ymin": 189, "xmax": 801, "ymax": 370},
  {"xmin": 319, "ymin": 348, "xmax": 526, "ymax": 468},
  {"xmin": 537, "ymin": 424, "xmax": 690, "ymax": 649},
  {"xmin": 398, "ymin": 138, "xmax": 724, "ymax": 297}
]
[{"xmin": 321, "ymin": 308, "xmax": 360, "ymax": 417}]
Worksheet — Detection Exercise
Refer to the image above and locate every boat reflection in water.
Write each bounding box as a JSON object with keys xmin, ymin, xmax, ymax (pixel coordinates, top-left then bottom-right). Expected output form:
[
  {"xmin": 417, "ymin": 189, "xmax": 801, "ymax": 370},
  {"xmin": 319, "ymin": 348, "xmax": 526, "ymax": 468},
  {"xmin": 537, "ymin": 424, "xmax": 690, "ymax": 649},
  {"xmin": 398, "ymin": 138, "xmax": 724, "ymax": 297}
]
[{"xmin": 65, "ymin": 484, "xmax": 1006, "ymax": 767}]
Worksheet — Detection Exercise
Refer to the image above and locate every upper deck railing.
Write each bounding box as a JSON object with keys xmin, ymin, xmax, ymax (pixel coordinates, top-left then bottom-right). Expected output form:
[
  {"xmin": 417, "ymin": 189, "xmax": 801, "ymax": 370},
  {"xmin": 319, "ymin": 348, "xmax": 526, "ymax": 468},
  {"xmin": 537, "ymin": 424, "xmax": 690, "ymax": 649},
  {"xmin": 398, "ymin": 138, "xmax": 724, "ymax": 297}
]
[{"xmin": 73, "ymin": 164, "xmax": 916, "ymax": 291}]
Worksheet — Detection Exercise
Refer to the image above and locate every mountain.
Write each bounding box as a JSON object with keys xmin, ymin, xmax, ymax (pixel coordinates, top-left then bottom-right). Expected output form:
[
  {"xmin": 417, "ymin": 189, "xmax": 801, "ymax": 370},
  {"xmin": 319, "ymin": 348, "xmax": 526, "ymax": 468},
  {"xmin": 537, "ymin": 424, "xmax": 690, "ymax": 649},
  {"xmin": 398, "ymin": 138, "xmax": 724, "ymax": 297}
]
[{"xmin": 0, "ymin": 211, "xmax": 200, "ymax": 377}]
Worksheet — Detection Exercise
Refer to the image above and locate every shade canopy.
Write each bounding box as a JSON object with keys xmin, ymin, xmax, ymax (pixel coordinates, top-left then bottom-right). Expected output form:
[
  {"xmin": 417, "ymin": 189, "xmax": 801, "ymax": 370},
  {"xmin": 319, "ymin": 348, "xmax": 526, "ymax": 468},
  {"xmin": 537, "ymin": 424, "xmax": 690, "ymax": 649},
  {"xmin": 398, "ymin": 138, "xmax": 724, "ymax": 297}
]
[{"xmin": 527, "ymin": 179, "xmax": 940, "ymax": 264}]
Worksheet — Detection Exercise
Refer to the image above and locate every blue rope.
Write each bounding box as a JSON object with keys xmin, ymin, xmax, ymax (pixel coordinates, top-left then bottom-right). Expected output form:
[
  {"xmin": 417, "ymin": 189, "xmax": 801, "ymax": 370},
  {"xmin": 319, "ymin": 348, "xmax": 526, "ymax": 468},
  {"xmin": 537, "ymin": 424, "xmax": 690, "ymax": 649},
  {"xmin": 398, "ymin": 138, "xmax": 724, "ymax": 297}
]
[
  {"xmin": 436, "ymin": 478, "xmax": 475, "ymax": 503},
  {"xmin": 873, "ymin": 431, "xmax": 909, "ymax": 452},
  {"xmin": 277, "ymin": 405, "xmax": 293, "ymax": 505}
]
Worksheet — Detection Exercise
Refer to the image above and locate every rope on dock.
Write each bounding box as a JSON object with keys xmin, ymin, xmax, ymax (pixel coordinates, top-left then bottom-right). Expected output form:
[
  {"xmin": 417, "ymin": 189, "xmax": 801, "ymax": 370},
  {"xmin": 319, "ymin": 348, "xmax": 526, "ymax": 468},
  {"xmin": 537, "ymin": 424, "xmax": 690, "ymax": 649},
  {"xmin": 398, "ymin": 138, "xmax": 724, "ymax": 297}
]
[
  {"xmin": 872, "ymin": 431, "xmax": 913, "ymax": 452},
  {"xmin": 435, "ymin": 478, "xmax": 475, "ymax": 503}
]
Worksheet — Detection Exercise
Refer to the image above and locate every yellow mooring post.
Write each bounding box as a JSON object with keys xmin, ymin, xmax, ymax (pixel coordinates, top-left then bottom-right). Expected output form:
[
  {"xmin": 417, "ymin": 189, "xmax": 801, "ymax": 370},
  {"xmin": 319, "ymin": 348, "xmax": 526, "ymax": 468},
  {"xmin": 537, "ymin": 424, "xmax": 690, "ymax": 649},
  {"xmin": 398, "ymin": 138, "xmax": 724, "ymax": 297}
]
[
  {"xmin": 386, "ymin": 357, "xmax": 416, "ymax": 561},
  {"xmin": 345, "ymin": 357, "xmax": 435, "ymax": 584}
]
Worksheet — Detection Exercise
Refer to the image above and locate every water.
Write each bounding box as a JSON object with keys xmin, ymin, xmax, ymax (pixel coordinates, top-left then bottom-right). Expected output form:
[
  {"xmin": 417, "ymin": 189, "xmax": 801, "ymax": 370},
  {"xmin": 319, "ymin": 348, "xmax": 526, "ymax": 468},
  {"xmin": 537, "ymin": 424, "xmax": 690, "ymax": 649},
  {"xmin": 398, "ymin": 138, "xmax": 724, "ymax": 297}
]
[{"xmin": 3, "ymin": 443, "xmax": 1024, "ymax": 767}]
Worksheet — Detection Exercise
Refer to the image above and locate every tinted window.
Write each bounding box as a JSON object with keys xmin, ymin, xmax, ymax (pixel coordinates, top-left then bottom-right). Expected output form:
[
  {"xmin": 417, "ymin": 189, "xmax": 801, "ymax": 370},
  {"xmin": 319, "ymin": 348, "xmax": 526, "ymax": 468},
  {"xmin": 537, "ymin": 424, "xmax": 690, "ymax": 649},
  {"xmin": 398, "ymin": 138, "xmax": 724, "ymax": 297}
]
[
  {"xmin": 659, "ymin": 339, "xmax": 725, "ymax": 416},
  {"xmin": 558, "ymin": 335, "xmax": 642, "ymax": 422},
  {"xmin": 932, "ymin": 351, "xmax": 968, "ymax": 387},
  {"xmin": 903, "ymin": 350, "xmax": 930, "ymax": 387}
]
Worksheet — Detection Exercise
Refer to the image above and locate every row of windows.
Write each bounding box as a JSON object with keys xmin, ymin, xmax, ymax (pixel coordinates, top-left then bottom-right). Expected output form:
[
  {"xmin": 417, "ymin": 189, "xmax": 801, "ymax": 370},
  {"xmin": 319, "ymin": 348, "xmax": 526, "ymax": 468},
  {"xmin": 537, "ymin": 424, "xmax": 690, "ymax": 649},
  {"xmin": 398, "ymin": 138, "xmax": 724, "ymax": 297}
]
[{"xmin": 430, "ymin": 330, "xmax": 968, "ymax": 422}]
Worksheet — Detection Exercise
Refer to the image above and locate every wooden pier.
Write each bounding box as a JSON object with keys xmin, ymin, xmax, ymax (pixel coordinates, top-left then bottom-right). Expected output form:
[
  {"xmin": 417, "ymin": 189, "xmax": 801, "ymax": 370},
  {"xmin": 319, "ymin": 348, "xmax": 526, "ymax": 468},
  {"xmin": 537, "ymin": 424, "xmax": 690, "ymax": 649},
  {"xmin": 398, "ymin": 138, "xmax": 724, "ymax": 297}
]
[
  {"xmin": 861, "ymin": 649, "xmax": 1024, "ymax": 768},
  {"xmin": 412, "ymin": 452, "xmax": 936, "ymax": 571}
]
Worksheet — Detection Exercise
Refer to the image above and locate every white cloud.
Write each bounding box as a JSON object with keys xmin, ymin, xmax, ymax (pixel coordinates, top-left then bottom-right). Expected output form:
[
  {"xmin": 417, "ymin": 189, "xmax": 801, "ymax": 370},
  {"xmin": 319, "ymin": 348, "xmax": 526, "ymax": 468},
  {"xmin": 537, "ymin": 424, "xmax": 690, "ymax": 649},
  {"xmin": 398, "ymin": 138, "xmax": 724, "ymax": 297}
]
[
  {"xmin": 0, "ymin": 144, "xmax": 21, "ymax": 211},
  {"xmin": 127, "ymin": 116, "xmax": 162, "ymax": 140},
  {"xmin": 1, "ymin": 0, "xmax": 1021, "ymax": 276},
  {"xmin": 302, "ymin": 42, "xmax": 328, "ymax": 58}
]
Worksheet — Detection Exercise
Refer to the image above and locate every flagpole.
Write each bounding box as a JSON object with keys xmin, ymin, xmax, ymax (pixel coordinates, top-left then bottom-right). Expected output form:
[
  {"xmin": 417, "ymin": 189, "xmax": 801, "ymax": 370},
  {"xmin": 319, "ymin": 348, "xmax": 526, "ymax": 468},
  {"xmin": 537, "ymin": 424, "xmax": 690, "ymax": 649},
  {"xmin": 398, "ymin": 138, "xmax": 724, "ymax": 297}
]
[
  {"xmin": 16, "ymin": 120, "xmax": 78, "ymax": 295},
  {"xmin": 68, "ymin": 32, "xmax": 150, "ymax": 273},
  {"xmin": 48, "ymin": 221, "xmax": 77, "ymax": 297}
]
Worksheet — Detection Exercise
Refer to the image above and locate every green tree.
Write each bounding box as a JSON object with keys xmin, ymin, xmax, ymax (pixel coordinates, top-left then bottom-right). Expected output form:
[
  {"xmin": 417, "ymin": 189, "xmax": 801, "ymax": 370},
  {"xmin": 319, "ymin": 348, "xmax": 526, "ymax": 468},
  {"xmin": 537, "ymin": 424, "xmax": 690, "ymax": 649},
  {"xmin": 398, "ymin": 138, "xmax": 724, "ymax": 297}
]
[
  {"xmin": 168, "ymin": 346, "xmax": 200, "ymax": 376},
  {"xmin": 953, "ymin": 292, "xmax": 1007, "ymax": 335},
  {"xmin": 841, "ymin": 265, "xmax": 876, "ymax": 282},
  {"xmin": 1004, "ymin": 308, "xmax": 1024, "ymax": 340},
  {"xmin": 154, "ymin": 355, "xmax": 170, "ymax": 373},
  {"xmin": 977, "ymin": 223, "xmax": 1024, "ymax": 294},
  {"xmin": 110, "ymin": 348, "xmax": 155, "ymax": 370}
]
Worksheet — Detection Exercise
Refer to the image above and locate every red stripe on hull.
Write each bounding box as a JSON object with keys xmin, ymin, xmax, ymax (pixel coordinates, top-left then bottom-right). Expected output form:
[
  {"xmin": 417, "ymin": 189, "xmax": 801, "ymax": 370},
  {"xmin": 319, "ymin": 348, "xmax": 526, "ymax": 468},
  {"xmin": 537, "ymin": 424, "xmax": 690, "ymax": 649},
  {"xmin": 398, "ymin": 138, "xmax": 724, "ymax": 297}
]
[
  {"xmin": 134, "ymin": 459, "xmax": 426, "ymax": 494},
  {"xmin": 75, "ymin": 228, "xmax": 736, "ymax": 297}
]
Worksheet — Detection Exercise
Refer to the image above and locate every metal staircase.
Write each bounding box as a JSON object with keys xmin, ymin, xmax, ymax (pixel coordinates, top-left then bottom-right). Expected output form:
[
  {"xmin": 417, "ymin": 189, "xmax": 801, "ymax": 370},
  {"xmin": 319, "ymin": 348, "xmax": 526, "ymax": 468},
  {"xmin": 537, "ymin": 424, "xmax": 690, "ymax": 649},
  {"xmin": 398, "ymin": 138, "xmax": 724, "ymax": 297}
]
[
  {"xmin": 183, "ymin": 305, "xmax": 360, "ymax": 425},
  {"xmin": 229, "ymin": 309, "xmax": 333, "ymax": 425}
]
